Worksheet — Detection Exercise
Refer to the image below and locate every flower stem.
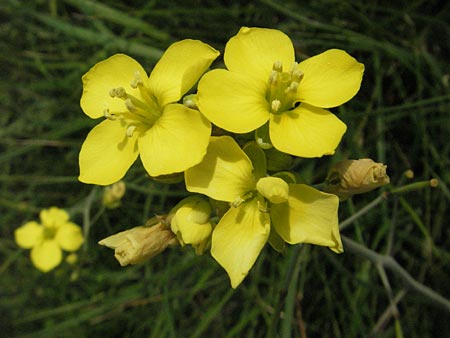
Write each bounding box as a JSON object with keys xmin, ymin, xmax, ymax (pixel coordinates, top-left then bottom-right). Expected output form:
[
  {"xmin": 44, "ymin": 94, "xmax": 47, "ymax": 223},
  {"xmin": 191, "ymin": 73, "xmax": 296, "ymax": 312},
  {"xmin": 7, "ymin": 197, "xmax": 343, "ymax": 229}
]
[{"xmin": 341, "ymin": 235, "xmax": 450, "ymax": 313}]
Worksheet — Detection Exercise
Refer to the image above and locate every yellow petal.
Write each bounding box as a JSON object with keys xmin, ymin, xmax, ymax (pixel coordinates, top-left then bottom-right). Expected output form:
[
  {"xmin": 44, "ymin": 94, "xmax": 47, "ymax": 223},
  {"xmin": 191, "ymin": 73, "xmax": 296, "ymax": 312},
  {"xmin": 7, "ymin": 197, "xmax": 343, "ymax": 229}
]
[
  {"xmin": 81, "ymin": 54, "xmax": 148, "ymax": 119},
  {"xmin": 269, "ymin": 104, "xmax": 347, "ymax": 158},
  {"xmin": 55, "ymin": 222, "xmax": 84, "ymax": 252},
  {"xmin": 297, "ymin": 49, "xmax": 364, "ymax": 108},
  {"xmin": 79, "ymin": 119, "xmax": 139, "ymax": 185},
  {"xmin": 185, "ymin": 136, "xmax": 255, "ymax": 202},
  {"xmin": 31, "ymin": 240, "xmax": 63, "ymax": 272},
  {"xmin": 256, "ymin": 176, "xmax": 289, "ymax": 204},
  {"xmin": 147, "ymin": 39, "xmax": 220, "ymax": 107},
  {"xmin": 14, "ymin": 221, "xmax": 43, "ymax": 249},
  {"xmin": 211, "ymin": 197, "xmax": 270, "ymax": 288},
  {"xmin": 271, "ymin": 184, "xmax": 343, "ymax": 253},
  {"xmin": 138, "ymin": 104, "xmax": 211, "ymax": 177},
  {"xmin": 40, "ymin": 207, "xmax": 69, "ymax": 228},
  {"xmin": 196, "ymin": 69, "xmax": 269, "ymax": 133},
  {"xmin": 224, "ymin": 27, "xmax": 295, "ymax": 81}
]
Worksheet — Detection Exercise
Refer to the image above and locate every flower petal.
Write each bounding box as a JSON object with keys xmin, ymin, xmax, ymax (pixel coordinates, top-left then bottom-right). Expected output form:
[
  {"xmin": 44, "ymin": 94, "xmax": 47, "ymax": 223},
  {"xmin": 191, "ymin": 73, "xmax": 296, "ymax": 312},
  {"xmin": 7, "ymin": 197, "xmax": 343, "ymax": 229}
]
[
  {"xmin": 81, "ymin": 54, "xmax": 148, "ymax": 119},
  {"xmin": 138, "ymin": 104, "xmax": 211, "ymax": 177},
  {"xmin": 148, "ymin": 40, "xmax": 220, "ymax": 107},
  {"xmin": 79, "ymin": 119, "xmax": 139, "ymax": 185},
  {"xmin": 55, "ymin": 222, "xmax": 84, "ymax": 252},
  {"xmin": 211, "ymin": 197, "xmax": 270, "ymax": 288},
  {"xmin": 40, "ymin": 207, "xmax": 69, "ymax": 228},
  {"xmin": 271, "ymin": 184, "xmax": 343, "ymax": 253},
  {"xmin": 15, "ymin": 221, "xmax": 43, "ymax": 249},
  {"xmin": 185, "ymin": 136, "xmax": 255, "ymax": 202},
  {"xmin": 196, "ymin": 69, "xmax": 269, "ymax": 133},
  {"xmin": 297, "ymin": 49, "xmax": 364, "ymax": 108},
  {"xmin": 224, "ymin": 27, "xmax": 295, "ymax": 81},
  {"xmin": 269, "ymin": 104, "xmax": 347, "ymax": 157},
  {"xmin": 31, "ymin": 240, "xmax": 63, "ymax": 272}
]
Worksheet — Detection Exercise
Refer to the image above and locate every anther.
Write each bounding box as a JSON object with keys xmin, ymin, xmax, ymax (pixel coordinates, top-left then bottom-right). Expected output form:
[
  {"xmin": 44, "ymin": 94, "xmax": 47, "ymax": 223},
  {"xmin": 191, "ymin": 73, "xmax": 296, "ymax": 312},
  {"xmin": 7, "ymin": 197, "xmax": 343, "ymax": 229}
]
[
  {"xmin": 109, "ymin": 87, "xmax": 127, "ymax": 99},
  {"xmin": 126, "ymin": 125, "xmax": 137, "ymax": 137},
  {"xmin": 272, "ymin": 60, "xmax": 283, "ymax": 72},
  {"xmin": 130, "ymin": 71, "xmax": 144, "ymax": 89},
  {"xmin": 268, "ymin": 70, "xmax": 279, "ymax": 84},
  {"xmin": 292, "ymin": 69, "xmax": 304, "ymax": 82},
  {"xmin": 103, "ymin": 109, "xmax": 116, "ymax": 120},
  {"xmin": 285, "ymin": 82, "xmax": 298, "ymax": 94}
]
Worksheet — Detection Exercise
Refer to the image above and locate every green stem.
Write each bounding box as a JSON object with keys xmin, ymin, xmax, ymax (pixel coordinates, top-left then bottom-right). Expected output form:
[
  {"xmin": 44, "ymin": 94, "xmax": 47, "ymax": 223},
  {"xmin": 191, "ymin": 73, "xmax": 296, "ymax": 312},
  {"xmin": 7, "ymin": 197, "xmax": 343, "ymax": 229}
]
[
  {"xmin": 267, "ymin": 245, "xmax": 302, "ymax": 338},
  {"xmin": 341, "ymin": 235, "xmax": 450, "ymax": 313}
]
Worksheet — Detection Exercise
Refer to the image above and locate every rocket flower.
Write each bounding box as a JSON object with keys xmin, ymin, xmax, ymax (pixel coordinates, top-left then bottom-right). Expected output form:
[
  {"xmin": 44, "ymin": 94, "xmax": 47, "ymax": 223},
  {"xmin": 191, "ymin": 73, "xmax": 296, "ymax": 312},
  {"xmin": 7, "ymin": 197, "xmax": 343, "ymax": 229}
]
[
  {"xmin": 185, "ymin": 136, "xmax": 342, "ymax": 288},
  {"xmin": 79, "ymin": 40, "xmax": 220, "ymax": 185},
  {"xmin": 196, "ymin": 27, "xmax": 364, "ymax": 158},
  {"xmin": 14, "ymin": 207, "xmax": 84, "ymax": 272}
]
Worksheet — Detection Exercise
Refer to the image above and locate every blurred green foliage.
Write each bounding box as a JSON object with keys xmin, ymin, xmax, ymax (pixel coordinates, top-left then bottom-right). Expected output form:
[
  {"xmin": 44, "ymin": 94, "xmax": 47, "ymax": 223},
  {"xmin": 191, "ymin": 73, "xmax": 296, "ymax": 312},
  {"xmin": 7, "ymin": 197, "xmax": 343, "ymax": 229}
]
[{"xmin": 1, "ymin": 0, "xmax": 449, "ymax": 337}]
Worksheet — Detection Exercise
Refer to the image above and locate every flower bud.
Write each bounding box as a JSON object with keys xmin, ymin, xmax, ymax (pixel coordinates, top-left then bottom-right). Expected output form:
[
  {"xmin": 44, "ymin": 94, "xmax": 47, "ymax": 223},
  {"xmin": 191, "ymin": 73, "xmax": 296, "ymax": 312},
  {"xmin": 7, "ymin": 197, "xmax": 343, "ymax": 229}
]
[
  {"xmin": 102, "ymin": 181, "xmax": 126, "ymax": 209},
  {"xmin": 324, "ymin": 159, "xmax": 390, "ymax": 200},
  {"xmin": 168, "ymin": 196, "xmax": 213, "ymax": 255},
  {"xmin": 98, "ymin": 217, "xmax": 178, "ymax": 266}
]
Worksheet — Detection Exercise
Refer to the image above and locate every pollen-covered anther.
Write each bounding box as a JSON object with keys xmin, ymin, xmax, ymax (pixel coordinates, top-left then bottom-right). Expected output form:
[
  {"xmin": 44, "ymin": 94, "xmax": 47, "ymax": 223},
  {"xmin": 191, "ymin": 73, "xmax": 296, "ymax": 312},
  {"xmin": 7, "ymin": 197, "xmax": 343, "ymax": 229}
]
[
  {"xmin": 291, "ymin": 69, "xmax": 304, "ymax": 82},
  {"xmin": 272, "ymin": 60, "xmax": 283, "ymax": 72},
  {"xmin": 231, "ymin": 196, "xmax": 245, "ymax": 208},
  {"xmin": 109, "ymin": 87, "xmax": 127, "ymax": 99},
  {"xmin": 285, "ymin": 82, "xmax": 298, "ymax": 94},
  {"xmin": 103, "ymin": 109, "xmax": 117, "ymax": 120},
  {"xmin": 126, "ymin": 125, "xmax": 137, "ymax": 137},
  {"xmin": 130, "ymin": 71, "xmax": 144, "ymax": 89},
  {"xmin": 271, "ymin": 99, "xmax": 281, "ymax": 112}
]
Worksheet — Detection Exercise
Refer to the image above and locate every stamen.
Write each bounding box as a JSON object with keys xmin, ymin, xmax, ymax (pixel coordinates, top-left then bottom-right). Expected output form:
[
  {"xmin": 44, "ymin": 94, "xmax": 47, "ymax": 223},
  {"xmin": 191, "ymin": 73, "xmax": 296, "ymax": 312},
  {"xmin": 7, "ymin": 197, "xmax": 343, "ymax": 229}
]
[
  {"xmin": 103, "ymin": 109, "xmax": 116, "ymax": 120},
  {"xmin": 285, "ymin": 81, "xmax": 298, "ymax": 94},
  {"xmin": 130, "ymin": 71, "xmax": 144, "ymax": 89},
  {"xmin": 292, "ymin": 69, "xmax": 304, "ymax": 82},
  {"xmin": 272, "ymin": 60, "xmax": 283, "ymax": 72},
  {"xmin": 109, "ymin": 87, "xmax": 127, "ymax": 99},
  {"xmin": 289, "ymin": 62, "xmax": 299, "ymax": 74},
  {"xmin": 126, "ymin": 125, "xmax": 137, "ymax": 137},
  {"xmin": 268, "ymin": 70, "xmax": 279, "ymax": 84}
]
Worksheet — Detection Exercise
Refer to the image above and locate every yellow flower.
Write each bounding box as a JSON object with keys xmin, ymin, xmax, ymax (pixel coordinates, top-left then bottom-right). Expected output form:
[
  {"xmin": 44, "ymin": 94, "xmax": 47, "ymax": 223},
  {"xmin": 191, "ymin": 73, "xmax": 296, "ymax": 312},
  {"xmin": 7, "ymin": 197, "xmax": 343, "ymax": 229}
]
[
  {"xmin": 185, "ymin": 136, "xmax": 342, "ymax": 288},
  {"xmin": 79, "ymin": 40, "xmax": 220, "ymax": 185},
  {"xmin": 168, "ymin": 195, "xmax": 213, "ymax": 255},
  {"xmin": 196, "ymin": 27, "xmax": 364, "ymax": 158},
  {"xmin": 14, "ymin": 207, "xmax": 84, "ymax": 272}
]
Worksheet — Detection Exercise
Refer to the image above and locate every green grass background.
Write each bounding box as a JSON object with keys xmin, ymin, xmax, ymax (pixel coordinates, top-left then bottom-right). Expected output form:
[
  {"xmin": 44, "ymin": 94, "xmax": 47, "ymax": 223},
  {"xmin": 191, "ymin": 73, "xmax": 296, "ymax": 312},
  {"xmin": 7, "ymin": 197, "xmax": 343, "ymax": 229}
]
[{"xmin": 1, "ymin": 0, "xmax": 449, "ymax": 337}]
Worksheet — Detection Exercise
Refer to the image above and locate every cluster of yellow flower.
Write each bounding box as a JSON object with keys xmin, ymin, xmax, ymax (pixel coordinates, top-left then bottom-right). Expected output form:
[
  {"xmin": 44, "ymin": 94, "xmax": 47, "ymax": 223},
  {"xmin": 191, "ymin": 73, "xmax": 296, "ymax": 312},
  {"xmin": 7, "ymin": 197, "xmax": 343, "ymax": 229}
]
[{"xmin": 15, "ymin": 27, "xmax": 389, "ymax": 287}]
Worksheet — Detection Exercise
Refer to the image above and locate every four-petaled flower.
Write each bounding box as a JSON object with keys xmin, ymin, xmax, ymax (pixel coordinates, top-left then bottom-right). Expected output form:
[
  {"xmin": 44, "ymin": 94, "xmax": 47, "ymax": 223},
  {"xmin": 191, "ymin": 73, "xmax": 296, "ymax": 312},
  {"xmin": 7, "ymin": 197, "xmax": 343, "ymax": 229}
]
[
  {"xmin": 79, "ymin": 40, "xmax": 220, "ymax": 185},
  {"xmin": 14, "ymin": 207, "xmax": 84, "ymax": 272},
  {"xmin": 185, "ymin": 136, "xmax": 343, "ymax": 288},
  {"xmin": 196, "ymin": 27, "xmax": 364, "ymax": 158}
]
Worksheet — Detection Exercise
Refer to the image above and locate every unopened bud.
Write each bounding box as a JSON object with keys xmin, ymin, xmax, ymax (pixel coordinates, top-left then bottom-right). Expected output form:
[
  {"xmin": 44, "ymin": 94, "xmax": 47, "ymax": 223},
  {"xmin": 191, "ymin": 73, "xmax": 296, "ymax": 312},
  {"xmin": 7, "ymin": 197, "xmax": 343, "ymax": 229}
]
[
  {"xmin": 168, "ymin": 196, "xmax": 213, "ymax": 255},
  {"xmin": 98, "ymin": 217, "xmax": 178, "ymax": 266},
  {"xmin": 324, "ymin": 159, "xmax": 390, "ymax": 200},
  {"xmin": 102, "ymin": 181, "xmax": 126, "ymax": 209}
]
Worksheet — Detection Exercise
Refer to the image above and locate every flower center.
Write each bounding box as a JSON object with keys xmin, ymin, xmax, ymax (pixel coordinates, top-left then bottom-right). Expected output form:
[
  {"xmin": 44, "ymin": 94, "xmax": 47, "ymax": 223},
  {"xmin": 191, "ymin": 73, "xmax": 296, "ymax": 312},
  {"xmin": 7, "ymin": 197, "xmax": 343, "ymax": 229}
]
[
  {"xmin": 266, "ymin": 61, "xmax": 303, "ymax": 114},
  {"xmin": 43, "ymin": 226, "xmax": 57, "ymax": 240},
  {"xmin": 104, "ymin": 71, "xmax": 162, "ymax": 137}
]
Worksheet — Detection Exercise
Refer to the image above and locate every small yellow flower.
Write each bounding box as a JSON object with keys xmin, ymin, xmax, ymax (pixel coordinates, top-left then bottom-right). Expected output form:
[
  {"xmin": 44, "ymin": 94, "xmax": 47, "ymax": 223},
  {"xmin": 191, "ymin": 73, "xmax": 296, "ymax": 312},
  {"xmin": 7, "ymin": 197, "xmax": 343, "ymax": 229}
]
[
  {"xmin": 98, "ymin": 217, "xmax": 178, "ymax": 266},
  {"xmin": 185, "ymin": 136, "xmax": 342, "ymax": 288},
  {"xmin": 79, "ymin": 40, "xmax": 220, "ymax": 185},
  {"xmin": 196, "ymin": 27, "xmax": 364, "ymax": 158},
  {"xmin": 14, "ymin": 207, "xmax": 84, "ymax": 272},
  {"xmin": 168, "ymin": 195, "xmax": 213, "ymax": 255}
]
